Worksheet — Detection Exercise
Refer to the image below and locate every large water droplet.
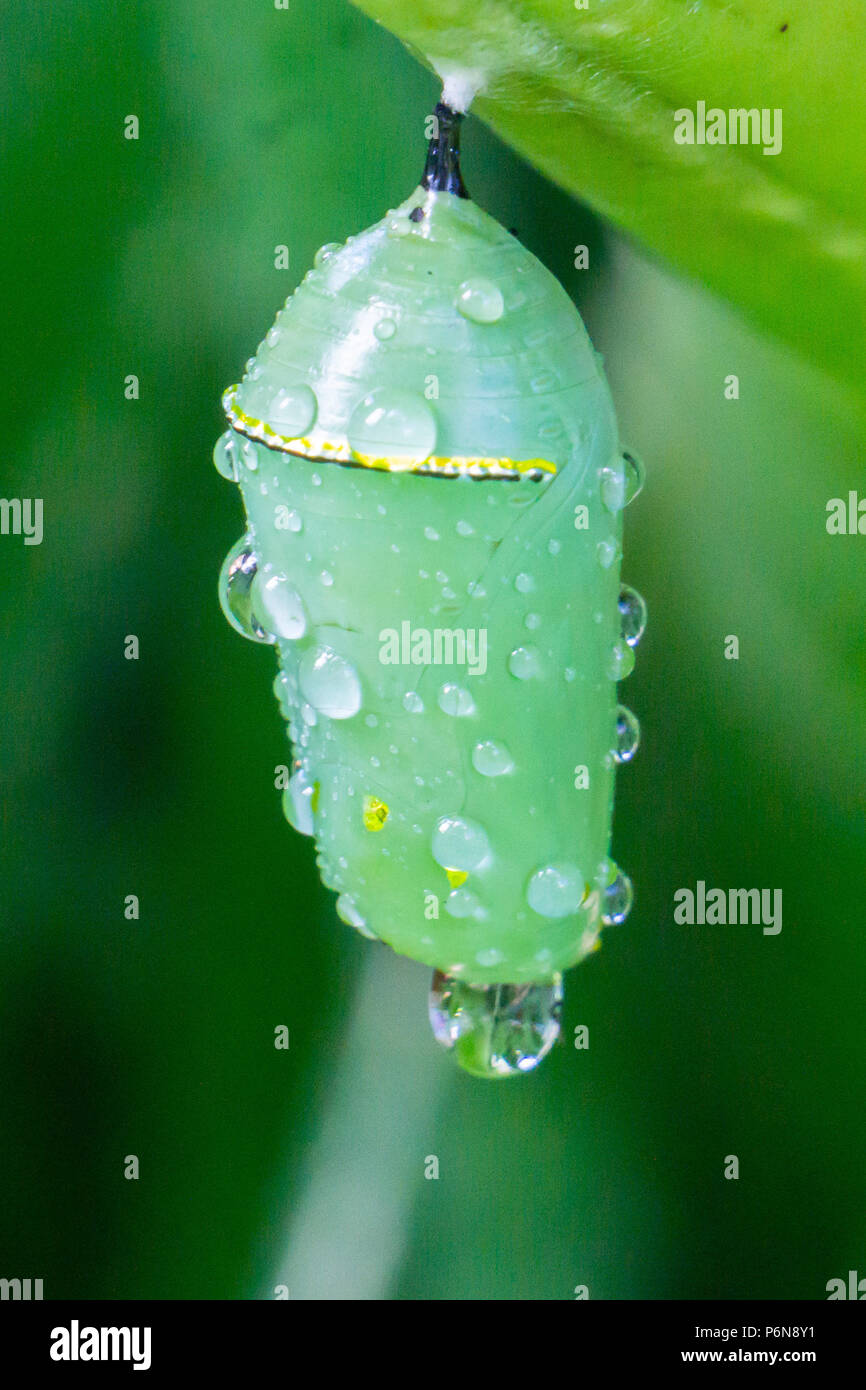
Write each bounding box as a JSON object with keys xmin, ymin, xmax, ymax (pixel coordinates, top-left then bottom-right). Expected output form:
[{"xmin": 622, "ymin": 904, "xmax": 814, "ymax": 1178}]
[
  {"xmin": 218, "ymin": 540, "xmax": 274, "ymax": 643},
  {"xmin": 618, "ymin": 584, "xmax": 647, "ymax": 647},
  {"xmin": 526, "ymin": 862, "xmax": 585, "ymax": 919},
  {"xmin": 213, "ymin": 430, "xmax": 238, "ymax": 481},
  {"xmin": 298, "ymin": 646, "xmax": 362, "ymax": 719},
  {"xmin": 508, "ymin": 645, "xmax": 542, "ymax": 680},
  {"xmin": 431, "ymin": 816, "xmax": 491, "ymax": 872},
  {"xmin": 601, "ymin": 865, "xmax": 634, "ymax": 925},
  {"xmin": 472, "ymin": 740, "xmax": 515, "ymax": 777},
  {"xmin": 282, "ymin": 768, "xmax": 315, "ymax": 836},
  {"xmin": 607, "ymin": 640, "xmax": 635, "ymax": 681},
  {"xmin": 429, "ymin": 972, "xmax": 563, "ymax": 1078},
  {"xmin": 455, "ymin": 277, "xmax": 505, "ymax": 324},
  {"xmin": 514, "ymin": 572, "xmax": 535, "ymax": 593},
  {"xmin": 347, "ymin": 389, "xmax": 437, "ymax": 460},
  {"xmin": 269, "ymin": 384, "xmax": 317, "ymax": 437},
  {"xmin": 374, "ymin": 317, "xmax": 397, "ymax": 341},
  {"xmin": 402, "ymin": 690, "xmax": 424, "ymax": 714},
  {"xmin": 437, "ymin": 683, "xmax": 476, "ymax": 717},
  {"xmin": 613, "ymin": 705, "xmax": 640, "ymax": 763},
  {"xmin": 251, "ymin": 569, "xmax": 307, "ymax": 640}
]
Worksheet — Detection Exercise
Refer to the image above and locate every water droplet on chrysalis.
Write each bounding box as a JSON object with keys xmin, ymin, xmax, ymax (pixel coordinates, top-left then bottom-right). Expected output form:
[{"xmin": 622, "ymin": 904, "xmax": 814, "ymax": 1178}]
[
  {"xmin": 218, "ymin": 540, "xmax": 274, "ymax": 643},
  {"xmin": 618, "ymin": 584, "xmax": 647, "ymax": 647},
  {"xmin": 455, "ymin": 277, "xmax": 505, "ymax": 324},
  {"xmin": 472, "ymin": 740, "xmax": 515, "ymax": 777},
  {"xmin": 251, "ymin": 569, "xmax": 307, "ymax": 640},
  {"xmin": 298, "ymin": 647, "xmax": 362, "ymax": 719},
  {"xmin": 526, "ymin": 862, "xmax": 586, "ymax": 918},
  {"xmin": 431, "ymin": 815, "xmax": 491, "ymax": 872},
  {"xmin": 612, "ymin": 705, "xmax": 640, "ymax": 763},
  {"xmin": 429, "ymin": 972, "xmax": 563, "ymax": 1078},
  {"xmin": 213, "ymin": 430, "xmax": 238, "ymax": 481},
  {"xmin": 607, "ymin": 640, "xmax": 635, "ymax": 681},
  {"xmin": 601, "ymin": 865, "xmax": 634, "ymax": 925},
  {"xmin": 438, "ymin": 683, "xmax": 476, "ymax": 717},
  {"xmin": 347, "ymin": 389, "xmax": 437, "ymax": 460}
]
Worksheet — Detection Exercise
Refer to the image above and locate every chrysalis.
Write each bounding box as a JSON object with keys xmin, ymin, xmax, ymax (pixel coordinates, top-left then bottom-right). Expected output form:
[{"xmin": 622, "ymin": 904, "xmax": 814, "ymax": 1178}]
[{"xmin": 214, "ymin": 100, "xmax": 645, "ymax": 1077}]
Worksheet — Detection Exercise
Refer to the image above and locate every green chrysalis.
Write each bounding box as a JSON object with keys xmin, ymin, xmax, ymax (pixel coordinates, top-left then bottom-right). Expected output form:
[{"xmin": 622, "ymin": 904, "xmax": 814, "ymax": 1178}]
[{"xmin": 213, "ymin": 101, "xmax": 645, "ymax": 1077}]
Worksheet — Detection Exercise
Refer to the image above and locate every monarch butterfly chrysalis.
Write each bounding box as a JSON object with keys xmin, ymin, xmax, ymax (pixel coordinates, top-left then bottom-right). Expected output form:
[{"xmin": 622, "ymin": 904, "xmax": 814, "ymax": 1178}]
[{"xmin": 213, "ymin": 99, "xmax": 645, "ymax": 1077}]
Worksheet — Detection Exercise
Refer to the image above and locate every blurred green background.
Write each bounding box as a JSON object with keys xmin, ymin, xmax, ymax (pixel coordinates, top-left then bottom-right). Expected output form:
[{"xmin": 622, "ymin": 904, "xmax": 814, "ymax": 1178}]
[{"xmin": 1, "ymin": 0, "xmax": 864, "ymax": 1300}]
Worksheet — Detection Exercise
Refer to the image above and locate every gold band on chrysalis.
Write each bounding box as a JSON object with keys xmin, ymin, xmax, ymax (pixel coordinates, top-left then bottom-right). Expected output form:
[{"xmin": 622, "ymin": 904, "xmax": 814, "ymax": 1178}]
[{"xmin": 221, "ymin": 385, "xmax": 557, "ymax": 481}]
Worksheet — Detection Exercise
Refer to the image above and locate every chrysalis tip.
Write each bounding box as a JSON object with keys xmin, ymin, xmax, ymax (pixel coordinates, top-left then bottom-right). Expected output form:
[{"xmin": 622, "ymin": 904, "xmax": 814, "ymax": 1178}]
[{"xmin": 421, "ymin": 101, "xmax": 469, "ymax": 199}]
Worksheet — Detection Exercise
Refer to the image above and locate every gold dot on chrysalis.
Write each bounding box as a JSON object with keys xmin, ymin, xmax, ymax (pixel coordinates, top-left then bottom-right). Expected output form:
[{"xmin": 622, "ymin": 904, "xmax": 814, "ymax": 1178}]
[{"xmin": 363, "ymin": 795, "xmax": 389, "ymax": 832}]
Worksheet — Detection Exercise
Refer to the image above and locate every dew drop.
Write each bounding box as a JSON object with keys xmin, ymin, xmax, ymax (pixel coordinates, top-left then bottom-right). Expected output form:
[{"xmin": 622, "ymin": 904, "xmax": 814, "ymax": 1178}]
[
  {"xmin": 402, "ymin": 691, "xmax": 424, "ymax": 714},
  {"xmin": 525, "ymin": 612, "xmax": 541, "ymax": 630},
  {"xmin": 527, "ymin": 862, "xmax": 586, "ymax": 919},
  {"xmin": 266, "ymin": 325, "xmax": 282, "ymax": 347},
  {"xmin": 319, "ymin": 569, "xmax": 334, "ymax": 587},
  {"xmin": 250, "ymin": 569, "xmax": 307, "ymax": 640},
  {"xmin": 298, "ymin": 646, "xmax": 362, "ymax": 719},
  {"xmin": 621, "ymin": 449, "xmax": 645, "ymax": 504},
  {"xmin": 601, "ymin": 865, "xmax": 634, "ymax": 925},
  {"xmin": 213, "ymin": 430, "xmax": 238, "ymax": 481},
  {"xmin": 218, "ymin": 540, "xmax": 274, "ymax": 644},
  {"xmin": 240, "ymin": 439, "xmax": 259, "ymax": 472},
  {"xmin": 336, "ymin": 892, "xmax": 377, "ymax": 939},
  {"xmin": 429, "ymin": 972, "xmax": 563, "ymax": 1078},
  {"xmin": 613, "ymin": 705, "xmax": 640, "ymax": 763},
  {"xmin": 374, "ymin": 317, "xmax": 397, "ymax": 341},
  {"xmin": 445, "ymin": 888, "xmax": 485, "ymax": 920},
  {"xmin": 424, "ymin": 526, "xmax": 440, "ymax": 541},
  {"xmin": 472, "ymin": 740, "xmax": 515, "ymax": 777},
  {"xmin": 455, "ymin": 277, "xmax": 505, "ymax": 324},
  {"xmin": 284, "ymin": 508, "xmax": 303, "ymax": 533},
  {"xmin": 607, "ymin": 640, "xmax": 636, "ymax": 681},
  {"xmin": 347, "ymin": 389, "xmax": 437, "ymax": 460},
  {"xmin": 548, "ymin": 538, "xmax": 561, "ymax": 556},
  {"xmin": 431, "ymin": 816, "xmax": 491, "ymax": 872},
  {"xmin": 281, "ymin": 769, "xmax": 315, "ymax": 836},
  {"xmin": 508, "ymin": 645, "xmax": 542, "ymax": 680},
  {"xmin": 314, "ymin": 242, "xmax": 341, "ymax": 267},
  {"xmin": 269, "ymin": 384, "xmax": 317, "ymax": 437},
  {"xmin": 387, "ymin": 218, "xmax": 411, "ymax": 239},
  {"xmin": 438, "ymin": 683, "xmax": 476, "ymax": 717},
  {"xmin": 514, "ymin": 572, "xmax": 535, "ymax": 593},
  {"xmin": 596, "ymin": 539, "xmax": 619, "ymax": 570},
  {"xmin": 618, "ymin": 583, "xmax": 647, "ymax": 647},
  {"xmin": 456, "ymin": 519, "xmax": 474, "ymax": 536}
]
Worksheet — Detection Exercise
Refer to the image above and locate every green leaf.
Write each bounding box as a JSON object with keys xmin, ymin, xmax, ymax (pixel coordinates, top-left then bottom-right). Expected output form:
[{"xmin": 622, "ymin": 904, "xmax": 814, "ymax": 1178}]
[{"xmin": 351, "ymin": 0, "xmax": 866, "ymax": 395}]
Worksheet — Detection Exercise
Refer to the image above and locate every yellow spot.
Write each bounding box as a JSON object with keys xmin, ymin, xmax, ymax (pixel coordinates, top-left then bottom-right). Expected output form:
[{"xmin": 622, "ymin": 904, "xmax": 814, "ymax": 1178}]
[
  {"xmin": 445, "ymin": 868, "xmax": 468, "ymax": 888},
  {"xmin": 363, "ymin": 795, "xmax": 389, "ymax": 832}
]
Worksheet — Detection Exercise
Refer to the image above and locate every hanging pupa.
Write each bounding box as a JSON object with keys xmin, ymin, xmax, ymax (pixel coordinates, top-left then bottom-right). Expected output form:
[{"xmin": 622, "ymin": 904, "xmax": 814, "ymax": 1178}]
[{"xmin": 213, "ymin": 98, "xmax": 645, "ymax": 1078}]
